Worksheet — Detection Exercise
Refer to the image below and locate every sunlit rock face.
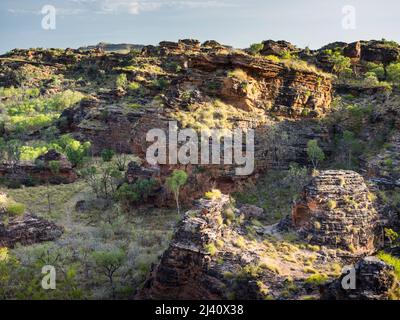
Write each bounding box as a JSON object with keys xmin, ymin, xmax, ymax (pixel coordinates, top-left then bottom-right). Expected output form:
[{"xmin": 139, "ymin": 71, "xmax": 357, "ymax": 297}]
[{"xmin": 292, "ymin": 170, "xmax": 378, "ymax": 254}]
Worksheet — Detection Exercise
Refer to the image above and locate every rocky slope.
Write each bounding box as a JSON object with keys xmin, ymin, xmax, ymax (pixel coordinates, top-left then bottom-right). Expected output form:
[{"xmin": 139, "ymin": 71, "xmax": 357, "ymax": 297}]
[
  {"xmin": 1, "ymin": 39, "xmax": 400, "ymax": 300},
  {"xmin": 137, "ymin": 170, "xmax": 399, "ymax": 300}
]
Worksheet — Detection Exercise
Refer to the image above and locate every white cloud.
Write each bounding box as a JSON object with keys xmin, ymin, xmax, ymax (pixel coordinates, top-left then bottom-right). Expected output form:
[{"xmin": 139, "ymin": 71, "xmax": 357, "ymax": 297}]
[
  {"xmin": 71, "ymin": 0, "xmax": 237, "ymax": 15},
  {"xmin": 7, "ymin": 0, "xmax": 238, "ymax": 17}
]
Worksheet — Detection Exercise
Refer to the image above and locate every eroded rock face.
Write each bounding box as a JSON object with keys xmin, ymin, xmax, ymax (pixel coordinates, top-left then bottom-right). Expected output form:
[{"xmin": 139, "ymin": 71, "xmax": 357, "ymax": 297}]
[
  {"xmin": 57, "ymin": 45, "xmax": 333, "ymax": 204},
  {"xmin": 292, "ymin": 170, "xmax": 378, "ymax": 254},
  {"xmin": 0, "ymin": 150, "xmax": 77, "ymax": 186},
  {"xmin": 260, "ymin": 40, "xmax": 298, "ymax": 57},
  {"xmin": 321, "ymin": 256, "xmax": 397, "ymax": 300},
  {"xmin": 137, "ymin": 195, "xmax": 231, "ymax": 300},
  {"xmin": 59, "ymin": 45, "xmax": 332, "ymax": 156},
  {"xmin": 137, "ymin": 193, "xmax": 353, "ymax": 300},
  {"xmin": 0, "ymin": 214, "xmax": 63, "ymax": 248},
  {"xmin": 184, "ymin": 52, "xmax": 332, "ymax": 117}
]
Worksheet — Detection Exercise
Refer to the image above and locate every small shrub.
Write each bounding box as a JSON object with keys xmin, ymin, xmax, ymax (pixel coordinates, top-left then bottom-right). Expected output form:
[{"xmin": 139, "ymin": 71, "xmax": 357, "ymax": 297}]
[
  {"xmin": 305, "ymin": 273, "xmax": 328, "ymax": 286},
  {"xmin": 6, "ymin": 202, "xmax": 25, "ymax": 216},
  {"xmin": 101, "ymin": 149, "xmax": 114, "ymax": 162},
  {"xmin": 204, "ymin": 243, "xmax": 217, "ymax": 256},
  {"xmin": 384, "ymin": 228, "xmax": 399, "ymax": 243},
  {"xmin": 227, "ymin": 69, "xmax": 248, "ymax": 82},
  {"xmin": 215, "ymin": 239, "xmax": 224, "ymax": 249},
  {"xmin": 205, "ymin": 189, "xmax": 222, "ymax": 200},
  {"xmin": 233, "ymin": 236, "xmax": 246, "ymax": 249},
  {"xmin": 264, "ymin": 55, "xmax": 281, "ymax": 63},
  {"xmin": 116, "ymin": 74, "xmax": 128, "ymax": 90},
  {"xmin": 367, "ymin": 192, "xmax": 377, "ymax": 202},
  {"xmin": 223, "ymin": 208, "xmax": 236, "ymax": 222},
  {"xmin": 387, "ymin": 62, "xmax": 400, "ymax": 84},
  {"xmin": 376, "ymin": 252, "xmax": 400, "ymax": 279},
  {"xmin": 127, "ymin": 81, "xmax": 141, "ymax": 92},
  {"xmin": 327, "ymin": 200, "xmax": 337, "ymax": 210},
  {"xmin": 249, "ymin": 43, "xmax": 263, "ymax": 55},
  {"xmin": 260, "ymin": 262, "xmax": 281, "ymax": 274}
]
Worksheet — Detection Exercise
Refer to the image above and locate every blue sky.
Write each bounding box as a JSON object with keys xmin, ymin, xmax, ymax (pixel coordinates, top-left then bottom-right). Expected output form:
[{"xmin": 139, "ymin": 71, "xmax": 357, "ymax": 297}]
[{"xmin": 1, "ymin": 0, "xmax": 400, "ymax": 53}]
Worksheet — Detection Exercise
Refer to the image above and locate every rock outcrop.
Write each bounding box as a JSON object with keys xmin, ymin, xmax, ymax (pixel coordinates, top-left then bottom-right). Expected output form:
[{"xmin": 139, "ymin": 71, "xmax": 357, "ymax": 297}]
[
  {"xmin": 0, "ymin": 214, "xmax": 64, "ymax": 248},
  {"xmin": 260, "ymin": 40, "xmax": 299, "ymax": 57},
  {"xmin": 137, "ymin": 195, "xmax": 231, "ymax": 300},
  {"xmin": 137, "ymin": 194, "xmax": 348, "ymax": 300},
  {"xmin": 0, "ymin": 150, "xmax": 77, "ymax": 186},
  {"xmin": 292, "ymin": 170, "xmax": 378, "ymax": 254},
  {"xmin": 321, "ymin": 256, "xmax": 397, "ymax": 300},
  {"xmin": 56, "ymin": 43, "xmax": 333, "ymax": 203},
  {"xmin": 59, "ymin": 44, "xmax": 332, "ymax": 156},
  {"xmin": 0, "ymin": 192, "xmax": 63, "ymax": 248}
]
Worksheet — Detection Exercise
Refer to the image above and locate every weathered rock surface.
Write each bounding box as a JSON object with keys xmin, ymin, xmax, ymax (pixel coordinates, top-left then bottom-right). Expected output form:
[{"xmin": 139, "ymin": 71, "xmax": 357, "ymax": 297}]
[
  {"xmin": 292, "ymin": 170, "xmax": 378, "ymax": 254},
  {"xmin": 321, "ymin": 256, "xmax": 397, "ymax": 300},
  {"xmin": 260, "ymin": 40, "xmax": 299, "ymax": 57},
  {"xmin": 59, "ymin": 44, "xmax": 332, "ymax": 157},
  {"xmin": 0, "ymin": 150, "xmax": 77, "ymax": 186},
  {"xmin": 0, "ymin": 214, "xmax": 63, "ymax": 248},
  {"xmin": 137, "ymin": 194, "xmax": 347, "ymax": 300},
  {"xmin": 137, "ymin": 195, "xmax": 231, "ymax": 300}
]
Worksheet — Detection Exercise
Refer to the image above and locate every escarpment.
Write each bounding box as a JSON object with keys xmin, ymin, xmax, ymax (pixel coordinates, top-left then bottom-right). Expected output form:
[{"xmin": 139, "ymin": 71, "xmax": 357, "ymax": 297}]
[{"xmin": 55, "ymin": 41, "xmax": 333, "ymax": 202}]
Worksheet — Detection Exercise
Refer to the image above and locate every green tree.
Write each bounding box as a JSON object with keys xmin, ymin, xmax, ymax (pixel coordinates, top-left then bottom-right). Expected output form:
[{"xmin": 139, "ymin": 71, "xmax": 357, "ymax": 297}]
[
  {"xmin": 387, "ymin": 62, "xmax": 400, "ymax": 84},
  {"xmin": 114, "ymin": 179, "xmax": 156, "ymax": 208},
  {"xmin": 165, "ymin": 170, "xmax": 188, "ymax": 215},
  {"xmin": 4, "ymin": 140, "xmax": 21, "ymax": 173},
  {"xmin": 307, "ymin": 140, "xmax": 325, "ymax": 169},
  {"xmin": 249, "ymin": 43, "xmax": 263, "ymax": 55},
  {"xmin": 325, "ymin": 50, "xmax": 352, "ymax": 76},
  {"xmin": 116, "ymin": 74, "xmax": 128, "ymax": 90},
  {"xmin": 340, "ymin": 130, "xmax": 362, "ymax": 169},
  {"xmin": 64, "ymin": 140, "xmax": 91, "ymax": 167},
  {"xmin": 92, "ymin": 249, "xmax": 126, "ymax": 299},
  {"xmin": 81, "ymin": 165, "xmax": 122, "ymax": 199}
]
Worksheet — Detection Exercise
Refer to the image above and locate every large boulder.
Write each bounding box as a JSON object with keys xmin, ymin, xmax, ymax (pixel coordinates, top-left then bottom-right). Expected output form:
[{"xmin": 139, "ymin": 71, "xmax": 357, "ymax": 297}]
[
  {"xmin": 260, "ymin": 40, "xmax": 298, "ymax": 56},
  {"xmin": 321, "ymin": 256, "xmax": 397, "ymax": 300},
  {"xmin": 0, "ymin": 214, "xmax": 63, "ymax": 248},
  {"xmin": 0, "ymin": 193, "xmax": 63, "ymax": 248}
]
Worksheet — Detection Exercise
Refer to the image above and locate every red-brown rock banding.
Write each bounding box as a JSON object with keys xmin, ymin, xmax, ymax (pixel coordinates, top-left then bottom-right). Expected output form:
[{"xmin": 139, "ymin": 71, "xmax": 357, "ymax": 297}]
[
  {"xmin": 137, "ymin": 195, "xmax": 231, "ymax": 300},
  {"xmin": 0, "ymin": 214, "xmax": 63, "ymax": 248},
  {"xmin": 292, "ymin": 170, "xmax": 378, "ymax": 254},
  {"xmin": 0, "ymin": 150, "xmax": 77, "ymax": 185}
]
